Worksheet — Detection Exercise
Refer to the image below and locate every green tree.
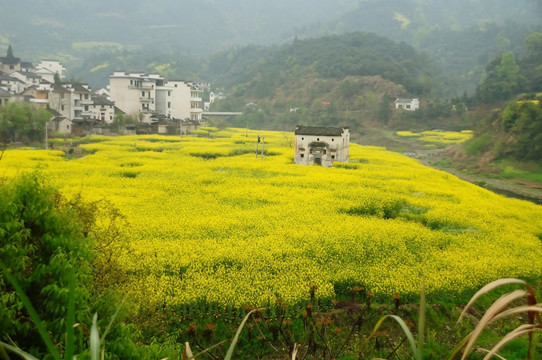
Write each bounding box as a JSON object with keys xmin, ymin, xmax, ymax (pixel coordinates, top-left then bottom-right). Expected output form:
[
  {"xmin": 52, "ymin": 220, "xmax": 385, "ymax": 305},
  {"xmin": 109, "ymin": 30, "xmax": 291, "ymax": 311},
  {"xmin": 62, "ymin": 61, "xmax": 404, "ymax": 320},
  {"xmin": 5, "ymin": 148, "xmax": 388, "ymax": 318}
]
[
  {"xmin": 524, "ymin": 32, "xmax": 542, "ymax": 60},
  {"xmin": 476, "ymin": 52, "xmax": 523, "ymax": 103},
  {"xmin": 378, "ymin": 92, "xmax": 391, "ymax": 123},
  {"xmin": 6, "ymin": 45, "xmax": 14, "ymax": 59},
  {"xmin": 0, "ymin": 174, "xmax": 93, "ymax": 356},
  {"xmin": 0, "ymin": 102, "xmax": 51, "ymax": 144}
]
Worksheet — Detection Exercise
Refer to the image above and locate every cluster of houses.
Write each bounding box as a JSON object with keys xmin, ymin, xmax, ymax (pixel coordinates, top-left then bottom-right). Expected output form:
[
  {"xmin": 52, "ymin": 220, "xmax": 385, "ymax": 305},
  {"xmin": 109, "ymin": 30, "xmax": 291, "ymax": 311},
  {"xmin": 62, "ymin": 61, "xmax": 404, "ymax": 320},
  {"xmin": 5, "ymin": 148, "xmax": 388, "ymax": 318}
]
[
  {"xmin": 1, "ymin": 45, "xmax": 421, "ymax": 167},
  {"xmin": 0, "ymin": 46, "xmax": 209, "ymax": 136}
]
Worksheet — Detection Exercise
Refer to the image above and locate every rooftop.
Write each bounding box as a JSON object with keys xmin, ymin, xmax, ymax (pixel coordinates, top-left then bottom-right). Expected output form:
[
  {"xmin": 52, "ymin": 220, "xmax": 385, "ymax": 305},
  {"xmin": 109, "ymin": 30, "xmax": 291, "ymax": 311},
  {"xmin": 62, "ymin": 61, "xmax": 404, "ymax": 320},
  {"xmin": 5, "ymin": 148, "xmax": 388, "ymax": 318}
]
[{"xmin": 294, "ymin": 125, "xmax": 348, "ymax": 137}]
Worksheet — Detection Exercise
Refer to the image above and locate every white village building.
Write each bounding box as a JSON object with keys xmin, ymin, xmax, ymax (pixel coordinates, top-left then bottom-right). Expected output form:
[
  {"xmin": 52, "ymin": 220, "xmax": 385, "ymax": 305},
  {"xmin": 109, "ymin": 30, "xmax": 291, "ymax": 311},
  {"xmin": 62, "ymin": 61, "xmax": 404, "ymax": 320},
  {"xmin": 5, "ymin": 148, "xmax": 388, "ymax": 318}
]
[
  {"xmin": 395, "ymin": 98, "xmax": 419, "ymax": 111},
  {"xmin": 109, "ymin": 72, "xmax": 203, "ymax": 123},
  {"xmin": 294, "ymin": 125, "xmax": 350, "ymax": 167}
]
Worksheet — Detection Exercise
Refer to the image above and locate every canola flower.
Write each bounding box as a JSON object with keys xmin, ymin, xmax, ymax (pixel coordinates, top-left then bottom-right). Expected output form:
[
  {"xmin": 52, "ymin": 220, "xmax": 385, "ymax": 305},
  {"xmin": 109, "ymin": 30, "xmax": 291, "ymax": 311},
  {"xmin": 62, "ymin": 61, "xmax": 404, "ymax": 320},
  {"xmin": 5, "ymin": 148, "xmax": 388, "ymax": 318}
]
[
  {"xmin": 1, "ymin": 128, "xmax": 541, "ymax": 313},
  {"xmin": 396, "ymin": 130, "xmax": 473, "ymax": 146}
]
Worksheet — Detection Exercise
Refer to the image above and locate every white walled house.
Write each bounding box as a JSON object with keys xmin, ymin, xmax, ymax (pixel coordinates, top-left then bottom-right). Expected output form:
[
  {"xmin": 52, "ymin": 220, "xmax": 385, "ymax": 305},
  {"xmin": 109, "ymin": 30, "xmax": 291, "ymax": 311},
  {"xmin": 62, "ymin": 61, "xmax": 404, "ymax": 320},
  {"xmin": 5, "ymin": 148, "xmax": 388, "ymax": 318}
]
[
  {"xmin": 155, "ymin": 80, "xmax": 203, "ymax": 121},
  {"xmin": 34, "ymin": 60, "xmax": 66, "ymax": 83},
  {"xmin": 10, "ymin": 71, "xmax": 42, "ymax": 91},
  {"xmin": 109, "ymin": 72, "xmax": 164, "ymax": 120},
  {"xmin": 48, "ymin": 83, "xmax": 93, "ymax": 122},
  {"xmin": 47, "ymin": 109, "xmax": 72, "ymax": 135},
  {"xmin": 111, "ymin": 73, "xmax": 204, "ymax": 123},
  {"xmin": 90, "ymin": 94, "xmax": 115, "ymax": 123},
  {"xmin": 395, "ymin": 98, "xmax": 419, "ymax": 111},
  {"xmin": 0, "ymin": 72, "xmax": 24, "ymax": 93},
  {"xmin": 294, "ymin": 125, "xmax": 350, "ymax": 167}
]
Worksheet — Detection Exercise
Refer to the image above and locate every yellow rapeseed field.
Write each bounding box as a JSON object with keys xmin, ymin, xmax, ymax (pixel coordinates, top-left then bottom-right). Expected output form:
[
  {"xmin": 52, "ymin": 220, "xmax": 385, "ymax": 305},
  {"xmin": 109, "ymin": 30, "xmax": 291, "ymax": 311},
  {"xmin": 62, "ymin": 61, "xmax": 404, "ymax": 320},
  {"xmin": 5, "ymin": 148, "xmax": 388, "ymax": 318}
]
[
  {"xmin": 396, "ymin": 130, "xmax": 473, "ymax": 146},
  {"xmin": 1, "ymin": 128, "xmax": 541, "ymax": 311}
]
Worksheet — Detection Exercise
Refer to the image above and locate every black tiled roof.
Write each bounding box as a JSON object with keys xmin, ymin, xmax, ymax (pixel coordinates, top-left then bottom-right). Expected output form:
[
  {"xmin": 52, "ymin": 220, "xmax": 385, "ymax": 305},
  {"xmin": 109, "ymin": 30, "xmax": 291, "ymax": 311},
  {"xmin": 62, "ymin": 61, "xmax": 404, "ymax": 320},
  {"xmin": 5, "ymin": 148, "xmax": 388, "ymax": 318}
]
[
  {"xmin": 294, "ymin": 125, "xmax": 348, "ymax": 136},
  {"xmin": 0, "ymin": 56, "xmax": 20, "ymax": 65},
  {"xmin": 92, "ymin": 94, "xmax": 114, "ymax": 106}
]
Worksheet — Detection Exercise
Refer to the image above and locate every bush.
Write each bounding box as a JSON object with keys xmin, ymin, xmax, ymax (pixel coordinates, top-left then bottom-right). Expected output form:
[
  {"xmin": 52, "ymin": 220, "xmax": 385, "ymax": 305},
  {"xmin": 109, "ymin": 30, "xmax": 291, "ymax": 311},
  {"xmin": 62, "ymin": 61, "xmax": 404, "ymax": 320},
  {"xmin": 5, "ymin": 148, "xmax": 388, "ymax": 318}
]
[
  {"xmin": 464, "ymin": 133, "xmax": 492, "ymax": 155},
  {"xmin": 0, "ymin": 173, "xmax": 93, "ymax": 355}
]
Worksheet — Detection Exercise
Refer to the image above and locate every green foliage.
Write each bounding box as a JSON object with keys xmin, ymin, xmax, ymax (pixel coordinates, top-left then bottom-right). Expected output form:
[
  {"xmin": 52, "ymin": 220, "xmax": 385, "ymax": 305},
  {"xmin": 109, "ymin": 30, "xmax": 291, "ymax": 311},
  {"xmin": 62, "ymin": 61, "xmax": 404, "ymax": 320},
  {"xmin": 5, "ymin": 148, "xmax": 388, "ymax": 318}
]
[
  {"xmin": 464, "ymin": 133, "xmax": 492, "ymax": 156},
  {"xmin": 0, "ymin": 173, "xmax": 93, "ymax": 356},
  {"xmin": 0, "ymin": 173, "xmax": 136, "ymax": 358},
  {"xmin": 210, "ymin": 32, "xmax": 436, "ymax": 98},
  {"xmin": 0, "ymin": 102, "xmax": 51, "ymax": 144}
]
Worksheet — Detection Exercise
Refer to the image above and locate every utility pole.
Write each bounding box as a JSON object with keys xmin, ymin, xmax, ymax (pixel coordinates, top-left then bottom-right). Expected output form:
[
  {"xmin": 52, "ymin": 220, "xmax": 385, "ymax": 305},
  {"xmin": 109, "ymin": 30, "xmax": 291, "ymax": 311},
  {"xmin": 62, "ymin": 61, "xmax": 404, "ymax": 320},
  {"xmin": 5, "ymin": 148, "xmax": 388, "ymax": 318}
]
[
  {"xmin": 179, "ymin": 118, "xmax": 183, "ymax": 143},
  {"xmin": 256, "ymin": 135, "xmax": 259, "ymax": 158},
  {"xmin": 45, "ymin": 117, "xmax": 52, "ymax": 150},
  {"xmin": 261, "ymin": 136, "xmax": 264, "ymax": 160}
]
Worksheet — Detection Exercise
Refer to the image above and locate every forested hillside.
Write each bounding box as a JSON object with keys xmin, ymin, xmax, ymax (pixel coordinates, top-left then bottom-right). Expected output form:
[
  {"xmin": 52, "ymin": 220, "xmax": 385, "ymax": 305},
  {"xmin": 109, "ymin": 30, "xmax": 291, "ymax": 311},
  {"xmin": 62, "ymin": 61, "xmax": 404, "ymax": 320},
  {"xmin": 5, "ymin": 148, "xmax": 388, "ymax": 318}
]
[
  {"xmin": 293, "ymin": 0, "xmax": 542, "ymax": 94},
  {"xmin": 206, "ymin": 32, "xmax": 456, "ymax": 133},
  {"xmin": 459, "ymin": 32, "xmax": 542, "ymax": 164}
]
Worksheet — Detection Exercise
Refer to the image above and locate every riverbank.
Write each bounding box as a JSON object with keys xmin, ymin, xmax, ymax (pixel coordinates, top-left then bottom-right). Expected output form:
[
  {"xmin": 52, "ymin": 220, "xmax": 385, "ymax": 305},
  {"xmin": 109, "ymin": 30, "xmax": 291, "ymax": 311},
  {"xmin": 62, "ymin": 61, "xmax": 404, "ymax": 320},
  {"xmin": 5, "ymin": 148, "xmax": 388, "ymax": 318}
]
[{"xmin": 416, "ymin": 149, "xmax": 542, "ymax": 205}]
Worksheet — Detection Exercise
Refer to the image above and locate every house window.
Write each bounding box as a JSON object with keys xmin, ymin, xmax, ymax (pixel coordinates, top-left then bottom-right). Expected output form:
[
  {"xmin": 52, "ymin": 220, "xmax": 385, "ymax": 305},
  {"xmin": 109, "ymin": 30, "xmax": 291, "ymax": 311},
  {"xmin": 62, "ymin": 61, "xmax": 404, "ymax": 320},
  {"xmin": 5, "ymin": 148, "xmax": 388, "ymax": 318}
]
[
  {"xmin": 323, "ymin": 150, "xmax": 327, "ymax": 154},
  {"xmin": 168, "ymin": 91, "xmax": 171, "ymax": 96},
  {"xmin": 84, "ymin": 94, "xmax": 89, "ymax": 100},
  {"xmin": 331, "ymin": 155, "xmax": 335, "ymax": 160},
  {"xmin": 168, "ymin": 102, "xmax": 171, "ymax": 108},
  {"xmin": 332, "ymin": 138, "xmax": 335, "ymax": 142},
  {"xmin": 142, "ymin": 91, "xmax": 145, "ymax": 97},
  {"xmin": 84, "ymin": 106, "xmax": 89, "ymax": 111},
  {"xmin": 301, "ymin": 137, "xmax": 304, "ymax": 140},
  {"xmin": 317, "ymin": 138, "xmax": 320, "ymax": 141},
  {"xmin": 61, "ymin": 105, "xmax": 64, "ymax": 111},
  {"xmin": 67, "ymin": 125, "xmax": 70, "ymax": 129},
  {"xmin": 300, "ymin": 154, "xmax": 304, "ymax": 158}
]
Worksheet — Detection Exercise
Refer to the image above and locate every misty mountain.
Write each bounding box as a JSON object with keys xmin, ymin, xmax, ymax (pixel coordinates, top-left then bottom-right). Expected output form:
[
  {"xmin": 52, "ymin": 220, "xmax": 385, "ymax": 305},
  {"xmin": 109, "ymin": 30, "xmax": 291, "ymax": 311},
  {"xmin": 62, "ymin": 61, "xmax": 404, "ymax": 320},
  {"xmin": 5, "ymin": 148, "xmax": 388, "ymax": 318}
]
[
  {"xmin": 1, "ymin": 0, "xmax": 541, "ymax": 96},
  {"xmin": 0, "ymin": 0, "xmax": 359, "ymax": 60},
  {"xmin": 290, "ymin": 0, "xmax": 542, "ymax": 94}
]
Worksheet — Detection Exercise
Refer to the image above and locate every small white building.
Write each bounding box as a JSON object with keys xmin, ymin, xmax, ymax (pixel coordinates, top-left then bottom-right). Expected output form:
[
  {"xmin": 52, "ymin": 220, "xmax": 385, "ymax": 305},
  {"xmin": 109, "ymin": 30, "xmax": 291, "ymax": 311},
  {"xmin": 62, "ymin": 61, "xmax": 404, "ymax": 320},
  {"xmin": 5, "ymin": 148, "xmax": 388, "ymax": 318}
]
[
  {"xmin": 10, "ymin": 71, "xmax": 42, "ymax": 90},
  {"xmin": 155, "ymin": 80, "xmax": 203, "ymax": 122},
  {"xmin": 34, "ymin": 60, "xmax": 66, "ymax": 83},
  {"xmin": 395, "ymin": 98, "xmax": 419, "ymax": 111},
  {"xmin": 109, "ymin": 72, "xmax": 164, "ymax": 120},
  {"xmin": 0, "ymin": 72, "xmax": 24, "ymax": 93},
  {"xmin": 90, "ymin": 93, "xmax": 115, "ymax": 123},
  {"xmin": 294, "ymin": 125, "xmax": 350, "ymax": 167}
]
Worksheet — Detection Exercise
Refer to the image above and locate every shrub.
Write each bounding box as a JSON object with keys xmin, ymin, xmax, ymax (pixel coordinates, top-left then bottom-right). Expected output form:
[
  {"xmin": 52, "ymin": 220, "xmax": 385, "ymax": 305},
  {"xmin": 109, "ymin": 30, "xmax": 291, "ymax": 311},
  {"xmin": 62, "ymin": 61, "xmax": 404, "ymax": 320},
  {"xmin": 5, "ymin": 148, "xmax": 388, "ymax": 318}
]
[
  {"xmin": 0, "ymin": 174, "xmax": 93, "ymax": 356},
  {"xmin": 464, "ymin": 133, "xmax": 492, "ymax": 155}
]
